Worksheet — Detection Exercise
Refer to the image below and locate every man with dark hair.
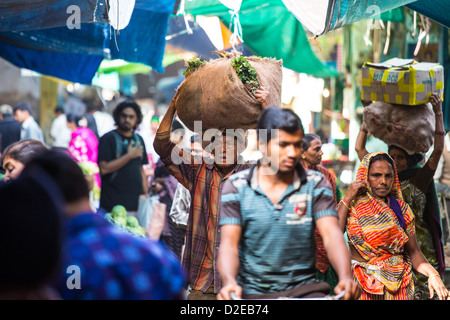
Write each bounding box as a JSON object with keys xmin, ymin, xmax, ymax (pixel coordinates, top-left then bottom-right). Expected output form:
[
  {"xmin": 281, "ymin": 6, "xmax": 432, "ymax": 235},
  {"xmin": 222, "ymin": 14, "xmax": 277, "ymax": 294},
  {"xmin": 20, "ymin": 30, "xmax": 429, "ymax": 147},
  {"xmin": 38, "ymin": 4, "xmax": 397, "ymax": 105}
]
[
  {"xmin": 218, "ymin": 106, "xmax": 360, "ymax": 300},
  {"xmin": 13, "ymin": 102, "xmax": 45, "ymax": 143},
  {"xmin": 23, "ymin": 150, "xmax": 186, "ymax": 300},
  {"xmin": 1, "ymin": 139, "xmax": 48, "ymax": 181},
  {"xmin": 98, "ymin": 99, "xmax": 149, "ymax": 213},
  {"xmin": 168, "ymin": 134, "xmax": 211, "ymax": 259},
  {"xmin": 0, "ymin": 104, "xmax": 21, "ymax": 157}
]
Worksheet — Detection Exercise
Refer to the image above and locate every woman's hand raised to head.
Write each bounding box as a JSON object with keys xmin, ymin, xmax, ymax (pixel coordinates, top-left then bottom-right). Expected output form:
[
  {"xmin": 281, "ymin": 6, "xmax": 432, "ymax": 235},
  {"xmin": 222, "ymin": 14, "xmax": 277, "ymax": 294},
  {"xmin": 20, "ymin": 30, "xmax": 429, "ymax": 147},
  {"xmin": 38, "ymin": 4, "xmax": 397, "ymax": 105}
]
[{"xmin": 345, "ymin": 180, "xmax": 367, "ymax": 203}]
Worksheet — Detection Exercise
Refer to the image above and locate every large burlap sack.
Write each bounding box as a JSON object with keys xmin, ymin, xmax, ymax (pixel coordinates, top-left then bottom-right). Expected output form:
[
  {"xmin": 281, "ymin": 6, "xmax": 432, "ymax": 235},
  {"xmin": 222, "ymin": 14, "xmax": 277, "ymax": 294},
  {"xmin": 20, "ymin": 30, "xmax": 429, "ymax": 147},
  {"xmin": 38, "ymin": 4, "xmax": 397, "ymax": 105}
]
[
  {"xmin": 363, "ymin": 101, "xmax": 435, "ymax": 154},
  {"xmin": 174, "ymin": 51, "xmax": 283, "ymax": 132}
]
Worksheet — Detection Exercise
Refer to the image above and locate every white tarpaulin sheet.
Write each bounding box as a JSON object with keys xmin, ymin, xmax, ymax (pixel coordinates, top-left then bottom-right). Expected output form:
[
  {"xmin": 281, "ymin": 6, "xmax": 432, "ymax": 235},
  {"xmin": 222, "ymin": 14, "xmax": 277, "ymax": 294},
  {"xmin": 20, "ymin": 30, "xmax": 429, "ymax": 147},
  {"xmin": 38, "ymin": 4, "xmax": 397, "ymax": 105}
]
[{"xmin": 282, "ymin": 0, "xmax": 417, "ymax": 35}]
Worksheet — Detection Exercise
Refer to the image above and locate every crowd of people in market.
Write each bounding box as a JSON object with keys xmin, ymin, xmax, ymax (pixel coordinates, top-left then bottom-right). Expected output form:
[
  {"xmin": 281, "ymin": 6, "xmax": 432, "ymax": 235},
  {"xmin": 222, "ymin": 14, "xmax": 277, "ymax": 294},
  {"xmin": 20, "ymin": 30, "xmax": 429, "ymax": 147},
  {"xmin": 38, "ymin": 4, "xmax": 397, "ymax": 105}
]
[{"xmin": 0, "ymin": 85, "xmax": 449, "ymax": 300}]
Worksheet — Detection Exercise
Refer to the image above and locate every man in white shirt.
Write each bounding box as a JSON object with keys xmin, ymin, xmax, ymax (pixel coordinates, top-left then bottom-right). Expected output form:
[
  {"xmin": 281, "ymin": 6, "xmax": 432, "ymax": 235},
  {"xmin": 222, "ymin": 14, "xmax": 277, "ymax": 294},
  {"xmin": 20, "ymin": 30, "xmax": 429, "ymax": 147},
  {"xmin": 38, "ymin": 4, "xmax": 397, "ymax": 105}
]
[
  {"xmin": 13, "ymin": 102, "xmax": 45, "ymax": 143},
  {"xmin": 91, "ymin": 105, "xmax": 115, "ymax": 138},
  {"xmin": 50, "ymin": 106, "xmax": 72, "ymax": 149}
]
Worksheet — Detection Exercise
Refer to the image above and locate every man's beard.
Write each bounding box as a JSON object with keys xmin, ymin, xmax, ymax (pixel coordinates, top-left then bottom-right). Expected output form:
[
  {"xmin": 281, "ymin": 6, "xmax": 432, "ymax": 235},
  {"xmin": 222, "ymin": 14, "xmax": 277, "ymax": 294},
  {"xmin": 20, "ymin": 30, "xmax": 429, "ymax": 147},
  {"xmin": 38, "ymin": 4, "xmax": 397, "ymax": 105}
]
[{"xmin": 117, "ymin": 123, "xmax": 134, "ymax": 132}]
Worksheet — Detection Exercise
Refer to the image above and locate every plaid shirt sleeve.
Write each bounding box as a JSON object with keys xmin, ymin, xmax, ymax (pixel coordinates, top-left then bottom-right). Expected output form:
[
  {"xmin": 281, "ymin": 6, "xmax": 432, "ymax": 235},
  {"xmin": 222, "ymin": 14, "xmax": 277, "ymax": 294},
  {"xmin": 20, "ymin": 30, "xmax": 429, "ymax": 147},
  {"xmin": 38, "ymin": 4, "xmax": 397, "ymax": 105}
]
[{"xmin": 153, "ymin": 130, "xmax": 203, "ymax": 190}]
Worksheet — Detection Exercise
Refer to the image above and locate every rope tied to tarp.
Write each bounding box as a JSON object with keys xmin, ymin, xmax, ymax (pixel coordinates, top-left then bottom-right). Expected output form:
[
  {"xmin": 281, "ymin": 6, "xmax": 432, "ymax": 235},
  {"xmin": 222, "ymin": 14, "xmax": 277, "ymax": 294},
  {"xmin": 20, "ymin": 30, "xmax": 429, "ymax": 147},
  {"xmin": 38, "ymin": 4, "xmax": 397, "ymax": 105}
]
[
  {"xmin": 229, "ymin": 10, "xmax": 244, "ymax": 49},
  {"xmin": 228, "ymin": 9, "xmax": 243, "ymax": 50},
  {"xmin": 413, "ymin": 15, "xmax": 430, "ymax": 57},
  {"xmin": 177, "ymin": 0, "xmax": 193, "ymax": 35},
  {"xmin": 308, "ymin": 35, "xmax": 322, "ymax": 54}
]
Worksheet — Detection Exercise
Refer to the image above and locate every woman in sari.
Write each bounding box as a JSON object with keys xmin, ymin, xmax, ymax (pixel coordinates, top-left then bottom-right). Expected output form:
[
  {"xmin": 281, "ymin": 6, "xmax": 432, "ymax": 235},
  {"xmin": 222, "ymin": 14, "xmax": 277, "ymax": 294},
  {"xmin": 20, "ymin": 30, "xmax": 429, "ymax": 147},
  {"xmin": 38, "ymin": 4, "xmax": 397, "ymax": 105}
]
[
  {"xmin": 355, "ymin": 93, "xmax": 446, "ymax": 299},
  {"xmin": 301, "ymin": 133, "xmax": 341, "ymax": 293},
  {"xmin": 338, "ymin": 152, "xmax": 448, "ymax": 300}
]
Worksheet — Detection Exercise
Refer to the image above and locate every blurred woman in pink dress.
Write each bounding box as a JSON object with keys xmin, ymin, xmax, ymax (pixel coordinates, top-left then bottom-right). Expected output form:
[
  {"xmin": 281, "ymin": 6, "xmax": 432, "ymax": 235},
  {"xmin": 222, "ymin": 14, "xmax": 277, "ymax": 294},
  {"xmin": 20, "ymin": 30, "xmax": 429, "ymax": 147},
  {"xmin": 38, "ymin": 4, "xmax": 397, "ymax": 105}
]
[{"xmin": 66, "ymin": 114, "xmax": 100, "ymax": 194}]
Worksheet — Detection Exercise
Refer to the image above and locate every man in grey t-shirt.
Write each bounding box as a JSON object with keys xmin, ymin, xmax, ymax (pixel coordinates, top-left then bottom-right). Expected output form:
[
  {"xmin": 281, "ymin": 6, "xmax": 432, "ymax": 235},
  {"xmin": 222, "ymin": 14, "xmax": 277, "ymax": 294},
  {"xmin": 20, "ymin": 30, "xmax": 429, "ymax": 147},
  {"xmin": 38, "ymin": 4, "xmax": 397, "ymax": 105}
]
[{"xmin": 218, "ymin": 107, "xmax": 360, "ymax": 300}]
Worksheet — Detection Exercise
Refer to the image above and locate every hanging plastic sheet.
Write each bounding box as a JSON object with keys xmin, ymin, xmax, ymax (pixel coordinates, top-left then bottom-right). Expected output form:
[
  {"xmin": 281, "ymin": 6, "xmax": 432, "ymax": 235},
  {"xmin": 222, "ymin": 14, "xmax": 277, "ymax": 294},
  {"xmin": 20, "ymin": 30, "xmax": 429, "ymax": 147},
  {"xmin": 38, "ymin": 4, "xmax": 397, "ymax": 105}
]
[
  {"xmin": 281, "ymin": 0, "xmax": 417, "ymax": 36},
  {"xmin": 185, "ymin": 0, "xmax": 339, "ymax": 78},
  {"xmin": 406, "ymin": 0, "xmax": 450, "ymax": 29},
  {"xmin": 166, "ymin": 16, "xmax": 218, "ymax": 60},
  {"xmin": 166, "ymin": 15, "xmax": 255, "ymax": 61},
  {"xmin": 0, "ymin": 41, "xmax": 102, "ymax": 84},
  {"xmin": 134, "ymin": 0, "xmax": 178, "ymax": 12},
  {"xmin": 0, "ymin": 0, "xmax": 177, "ymax": 31},
  {"xmin": 0, "ymin": 0, "xmax": 108, "ymax": 31},
  {"xmin": 0, "ymin": 1, "xmax": 175, "ymax": 83},
  {"xmin": 0, "ymin": 10, "xmax": 170, "ymax": 73},
  {"xmin": 108, "ymin": 0, "xmax": 136, "ymax": 31}
]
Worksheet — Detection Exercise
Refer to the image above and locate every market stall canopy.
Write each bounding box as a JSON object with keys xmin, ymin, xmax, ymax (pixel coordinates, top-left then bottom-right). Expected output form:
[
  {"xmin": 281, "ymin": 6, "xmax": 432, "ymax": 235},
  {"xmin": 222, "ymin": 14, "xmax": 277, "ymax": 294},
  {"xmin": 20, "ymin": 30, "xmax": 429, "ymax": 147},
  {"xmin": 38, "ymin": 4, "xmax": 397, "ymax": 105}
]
[
  {"xmin": 97, "ymin": 50, "xmax": 183, "ymax": 76},
  {"xmin": 166, "ymin": 15, "xmax": 224, "ymax": 61},
  {"xmin": 281, "ymin": 0, "xmax": 417, "ymax": 36},
  {"xmin": 184, "ymin": 0, "xmax": 340, "ymax": 78},
  {"xmin": 0, "ymin": 0, "xmax": 106, "ymax": 31},
  {"xmin": 0, "ymin": 0, "xmax": 176, "ymax": 84},
  {"xmin": 166, "ymin": 15, "xmax": 255, "ymax": 60},
  {"xmin": 406, "ymin": 0, "xmax": 450, "ymax": 29},
  {"xmin": 97, "ymin": 60, "xmax": 152, "ymax": 76}
]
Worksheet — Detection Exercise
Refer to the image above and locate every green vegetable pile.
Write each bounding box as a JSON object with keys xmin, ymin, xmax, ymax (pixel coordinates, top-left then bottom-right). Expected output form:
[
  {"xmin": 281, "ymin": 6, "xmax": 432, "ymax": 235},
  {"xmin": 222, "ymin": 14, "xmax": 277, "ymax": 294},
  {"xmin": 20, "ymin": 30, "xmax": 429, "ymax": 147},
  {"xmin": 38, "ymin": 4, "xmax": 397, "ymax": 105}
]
[
  {"xmin": 104, "ymin": 205, "xmax": 147, "ymax": 237},
  {"xmin": 183, "ymin": 57, "xmax": 206, "ymax": 76},
  {"xmin": 231, "ymin": 56, "xmax": 259, "ymax": 94}
]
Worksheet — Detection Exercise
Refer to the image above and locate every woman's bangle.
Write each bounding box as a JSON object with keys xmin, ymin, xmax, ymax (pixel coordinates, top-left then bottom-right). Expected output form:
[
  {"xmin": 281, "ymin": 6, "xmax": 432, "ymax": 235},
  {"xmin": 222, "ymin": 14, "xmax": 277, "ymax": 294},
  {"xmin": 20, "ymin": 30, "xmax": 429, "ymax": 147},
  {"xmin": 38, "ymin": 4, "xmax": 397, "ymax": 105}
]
[
  {"xmin": 360, "ymin": 128, "xmax": 368, "ymax": 133},
  {"xmin": 428, "ymin": 273, "xmax": 440, "ymax": 280},
  {"xmin": 436, "ymin": 130, "xmax": 446, "ymax": 136},
  {"xmin": 340, "ymin": 199, "xmax": 352, "ymax": 211}
]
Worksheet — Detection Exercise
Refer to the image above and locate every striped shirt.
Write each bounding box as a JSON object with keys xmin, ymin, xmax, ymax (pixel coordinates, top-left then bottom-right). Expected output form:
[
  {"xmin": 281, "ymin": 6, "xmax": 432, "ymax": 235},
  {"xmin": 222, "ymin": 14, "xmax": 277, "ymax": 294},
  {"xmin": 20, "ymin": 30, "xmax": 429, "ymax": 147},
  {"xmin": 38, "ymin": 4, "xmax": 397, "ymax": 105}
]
[
  {"xmin": 219, "ymin": 164, "xmax": 338, "ymax": 295},
  {"xmin": 153, "ymin": 131, "xmax": 249, "ymax": 294}
]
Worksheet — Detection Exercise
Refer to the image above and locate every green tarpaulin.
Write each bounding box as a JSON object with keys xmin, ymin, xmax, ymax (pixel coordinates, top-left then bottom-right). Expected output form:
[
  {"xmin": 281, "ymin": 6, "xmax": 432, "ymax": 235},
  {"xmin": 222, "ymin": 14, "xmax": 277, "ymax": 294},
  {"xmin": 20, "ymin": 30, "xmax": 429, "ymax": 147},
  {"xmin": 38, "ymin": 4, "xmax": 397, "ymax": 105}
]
[
  {"xmin": 184, "ymin": 0, "xmax": 340, "ymax": 78},
  {"xmin": 97, "ymin": 60, "xmax": 152, "ymax": 75},
  {"xmin": 97, "ymin": 52, "xmax": 182, "ymax": 75}
]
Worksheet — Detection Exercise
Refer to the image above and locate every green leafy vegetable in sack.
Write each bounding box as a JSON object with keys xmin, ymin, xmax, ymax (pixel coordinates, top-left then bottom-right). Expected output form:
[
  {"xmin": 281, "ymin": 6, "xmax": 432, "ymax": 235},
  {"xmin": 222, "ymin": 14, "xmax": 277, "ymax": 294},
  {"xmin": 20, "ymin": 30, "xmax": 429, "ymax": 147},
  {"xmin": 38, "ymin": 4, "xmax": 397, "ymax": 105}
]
[
  {"xmin": 231, "ymin": 56, "xmax": 259, "ymax": 94},
  {"xmin": 183, "ymin": 57, "xmax": 206, "ymax": 76}
]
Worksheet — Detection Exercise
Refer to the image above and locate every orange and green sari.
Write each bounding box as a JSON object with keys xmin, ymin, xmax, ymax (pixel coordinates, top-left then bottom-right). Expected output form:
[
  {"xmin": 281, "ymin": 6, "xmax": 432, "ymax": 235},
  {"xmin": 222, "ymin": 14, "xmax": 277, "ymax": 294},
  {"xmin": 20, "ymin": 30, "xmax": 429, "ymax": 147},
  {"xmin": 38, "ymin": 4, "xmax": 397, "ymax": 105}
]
[{"xmin": 347, "ymin": 152, "xmax": 416, "ymax": 300}]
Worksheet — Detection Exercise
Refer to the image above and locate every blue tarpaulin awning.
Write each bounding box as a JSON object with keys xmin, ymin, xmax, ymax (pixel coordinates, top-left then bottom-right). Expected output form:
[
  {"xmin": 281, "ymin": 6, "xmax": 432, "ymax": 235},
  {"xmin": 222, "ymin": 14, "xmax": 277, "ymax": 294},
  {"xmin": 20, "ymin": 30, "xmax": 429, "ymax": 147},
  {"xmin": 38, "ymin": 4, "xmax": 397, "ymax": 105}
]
[
  {"xmin": 407, "ymin": 0, "xmax": 450, "ymax": 29},
  {"xmin": 0, "ymin": 0, "xmax": 107, "ymax": 31},
  {"xmin": 0, "ymin": 0, "xmax": 176, "ymax": 84}
]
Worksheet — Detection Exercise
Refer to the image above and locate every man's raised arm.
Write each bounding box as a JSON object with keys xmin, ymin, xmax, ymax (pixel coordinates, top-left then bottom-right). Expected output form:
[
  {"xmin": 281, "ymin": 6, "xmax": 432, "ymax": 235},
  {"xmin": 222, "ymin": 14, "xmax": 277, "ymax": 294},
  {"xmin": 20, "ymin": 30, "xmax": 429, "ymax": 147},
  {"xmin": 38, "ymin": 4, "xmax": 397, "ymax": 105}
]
[{"xmin": 153, "ymin": 92, "xmax": 178, "ymax": 158}]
